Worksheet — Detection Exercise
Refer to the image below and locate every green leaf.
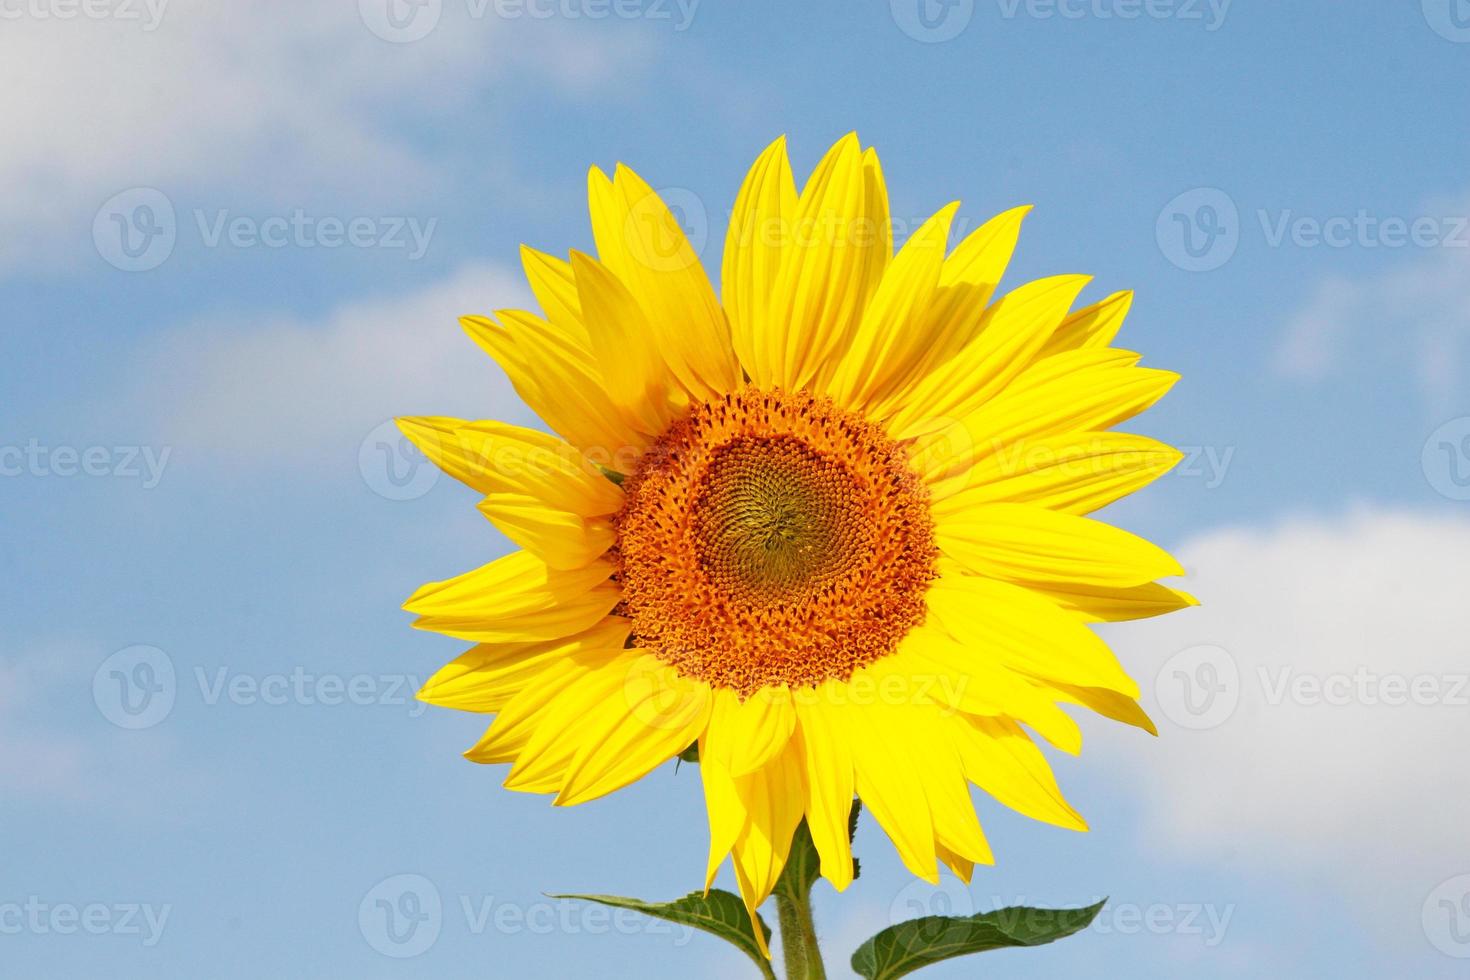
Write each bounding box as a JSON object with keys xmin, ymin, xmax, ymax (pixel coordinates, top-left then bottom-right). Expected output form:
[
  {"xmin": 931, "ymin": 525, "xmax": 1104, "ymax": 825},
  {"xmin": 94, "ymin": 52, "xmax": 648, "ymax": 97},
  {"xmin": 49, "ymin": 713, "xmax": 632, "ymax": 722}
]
[
  {"xmin": 774, "ymin": 819, "xmax": 822, "ymax": 902},
  {"xmin": 554, "ymin": 890, "xmax": 775, "ymax": 979},
  {"xmin": 850, "ymin": 899, "xmax": 1105, "ymax": 980}
]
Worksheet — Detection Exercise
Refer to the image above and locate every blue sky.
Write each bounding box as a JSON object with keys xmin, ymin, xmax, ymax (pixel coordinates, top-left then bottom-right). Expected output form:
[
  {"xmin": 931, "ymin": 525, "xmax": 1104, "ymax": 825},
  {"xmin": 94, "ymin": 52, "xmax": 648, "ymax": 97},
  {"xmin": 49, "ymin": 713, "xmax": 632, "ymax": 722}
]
[{"xmin": 4, "ymin": 1, "xmax": 1470, "ymax": 976}]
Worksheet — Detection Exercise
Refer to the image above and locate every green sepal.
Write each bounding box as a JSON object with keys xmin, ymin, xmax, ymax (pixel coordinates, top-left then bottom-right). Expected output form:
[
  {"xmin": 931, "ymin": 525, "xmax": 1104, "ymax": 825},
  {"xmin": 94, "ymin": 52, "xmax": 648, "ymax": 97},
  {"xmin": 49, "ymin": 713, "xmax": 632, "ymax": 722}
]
[{"xmin": 850, "ymin": 899, "xmax": 1106, "ymax": 980}]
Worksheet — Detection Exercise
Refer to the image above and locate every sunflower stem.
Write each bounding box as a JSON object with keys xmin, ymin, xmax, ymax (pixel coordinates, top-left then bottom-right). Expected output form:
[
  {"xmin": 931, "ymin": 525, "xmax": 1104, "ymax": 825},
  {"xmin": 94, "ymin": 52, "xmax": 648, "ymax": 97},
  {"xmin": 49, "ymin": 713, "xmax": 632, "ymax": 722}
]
[
  {"xmin": 773, "ymin": 821, "xmax": 827, "ymax": 980},
  {"xmin": 775, "ymin": 891, "xmax": 825, "ymax": 980}
]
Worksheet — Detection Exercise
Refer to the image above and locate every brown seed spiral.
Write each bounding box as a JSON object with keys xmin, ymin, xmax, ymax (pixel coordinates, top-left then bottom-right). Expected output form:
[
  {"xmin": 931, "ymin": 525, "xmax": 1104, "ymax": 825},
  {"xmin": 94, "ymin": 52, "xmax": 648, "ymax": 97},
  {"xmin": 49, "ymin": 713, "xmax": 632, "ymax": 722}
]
[{"xmin": 612, "ymin": 388, "xmax": 936, "ymax": 696}]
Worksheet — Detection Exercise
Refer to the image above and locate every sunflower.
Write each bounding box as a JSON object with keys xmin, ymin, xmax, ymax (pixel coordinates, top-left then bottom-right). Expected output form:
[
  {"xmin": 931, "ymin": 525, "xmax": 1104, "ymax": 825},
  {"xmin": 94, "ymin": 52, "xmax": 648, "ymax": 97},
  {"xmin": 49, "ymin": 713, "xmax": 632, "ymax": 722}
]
[{"xmin": 399, "ymin": 133, "xmax": 1192, "ymax": 949}]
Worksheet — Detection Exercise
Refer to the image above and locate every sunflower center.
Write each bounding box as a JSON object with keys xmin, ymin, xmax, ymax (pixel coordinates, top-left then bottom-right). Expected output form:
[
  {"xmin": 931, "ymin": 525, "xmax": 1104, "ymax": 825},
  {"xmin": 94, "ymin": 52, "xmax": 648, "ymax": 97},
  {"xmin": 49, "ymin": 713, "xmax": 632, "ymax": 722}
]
[{"xmin": 613, "ymin": 389, "xmax": 936, "ymax": 696}]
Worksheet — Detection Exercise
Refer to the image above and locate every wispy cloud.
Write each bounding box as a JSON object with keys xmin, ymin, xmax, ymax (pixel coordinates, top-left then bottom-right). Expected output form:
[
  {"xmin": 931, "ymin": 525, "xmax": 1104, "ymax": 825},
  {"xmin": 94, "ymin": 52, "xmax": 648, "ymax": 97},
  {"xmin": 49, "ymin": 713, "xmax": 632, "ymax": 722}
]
[
  {"xmin": 1274, "ymin": 195, "xmax": 1470, "ymax": 414},
  {"xmin": 0, "ymin": 0, "xmax": 651, "ymax": 272},
  {"xmin": 121, "ymin": 261, "xmax": 534, "ymax": 469}
]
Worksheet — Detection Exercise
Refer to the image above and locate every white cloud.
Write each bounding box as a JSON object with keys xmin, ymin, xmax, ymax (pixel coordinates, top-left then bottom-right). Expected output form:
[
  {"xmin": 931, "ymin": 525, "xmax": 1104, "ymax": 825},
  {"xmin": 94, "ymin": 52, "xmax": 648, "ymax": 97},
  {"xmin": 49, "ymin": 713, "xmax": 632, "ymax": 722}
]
[
  {"xmin": 124, "ymin": 261, "xmax": 533, "ymax": 467},
  {"xmin": 1103, "ymin": 507, "xmax": 1470, "ymax": 950},
  {"xmin": 1274, "ymin": 208, "xmax": 1470, "ymax": 412},
  {"xmin": 0, "ymin": 0, "xmax": 648, "ymax": 270}
]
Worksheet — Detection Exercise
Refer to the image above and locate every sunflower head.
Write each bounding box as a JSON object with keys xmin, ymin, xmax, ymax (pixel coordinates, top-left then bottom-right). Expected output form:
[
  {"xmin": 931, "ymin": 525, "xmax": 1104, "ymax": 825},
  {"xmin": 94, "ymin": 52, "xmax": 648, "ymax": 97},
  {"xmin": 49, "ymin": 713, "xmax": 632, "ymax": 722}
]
[{"xmin": 399, "ymin": 133, "xmax": 1194, "ymax": 946}]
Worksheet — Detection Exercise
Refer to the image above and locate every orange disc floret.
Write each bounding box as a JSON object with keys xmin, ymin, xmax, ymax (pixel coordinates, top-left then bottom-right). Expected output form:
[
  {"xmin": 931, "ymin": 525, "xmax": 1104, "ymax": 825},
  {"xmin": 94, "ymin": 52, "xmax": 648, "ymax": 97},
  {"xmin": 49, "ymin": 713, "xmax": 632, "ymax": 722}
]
[{"xmin": 613, "ymin": 388, "xmax": 937, "ymax": 696}]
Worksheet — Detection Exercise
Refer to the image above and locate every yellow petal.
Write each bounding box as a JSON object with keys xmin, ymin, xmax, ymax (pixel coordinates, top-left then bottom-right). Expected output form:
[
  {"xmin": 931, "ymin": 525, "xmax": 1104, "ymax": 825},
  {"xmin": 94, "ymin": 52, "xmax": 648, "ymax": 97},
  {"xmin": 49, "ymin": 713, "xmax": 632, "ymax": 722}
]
[
  {"xmin": 833, "ymin": 699, "xmax": 938, "ymax": 882},
  {"xmin": 463, "ymin": 638, "xmax": 629, "ymax": 765},
  {"xmin": 925, "ymin": 572, "xmax": 1140, "ymax": 698},
  {"xmin": 1032, "ymin": 581, "xmax": 1200, "ymax": 623},
  {"xmin": 555, "ymin": 655, "xmax": 712, "ymax": 805},
  {"xmin": 520, "ymin": 245, "xmax": 587, "ymax": 344},
  {"xmin": 913, "ymin": 204, "xmax": 1032, "ymax": 374},
  {"xmin": 723, "ymin": 136, "xmax": 798, "ymax": 388},
  {"xmin": 475, "ymin": 494, "xmax": 615, "ymax": 570},
  {"xmin": 418, "ymin": 617, "xmax": 632, "ymax": 712},
  {"xmin": 792, "ymin": 684, "xmax": 856, "ymax": 891},
  {"xmin": 704, "ymin": 686, "xmax": 797, "ymax": 778},
  {"xmin": 459, "ymin": 420, "xmax": 625, "ymax": 516},
  {"xmin": 910, "ymin": 349, "xmax": 1177, "ymax": 486},
  {"xmin": 699, "ymin": 743, "xmax": 747, "ymax": 892},
  {"xmin": 887, "ymin": 274, "xmax": 1091, "ymax": 437},
  {"xmin": 828, "ymin": 202, "xmax": 959, "ymax": 413},
  {"xmin": 728, "ymin": 740, "xmax": 805, "ymax": 950},
  {"xmin": 569, "ymin": 250, "xmax": 681, "ymax": 439},
  {"xmin": 588, "ymin": 165, "xmax": 738, "ymax": 401},
  {"xmin": 882, "ymin": 702, "xmax": 994, "ymax": 869},
  {"xmin": 951, "ymin": 714, "xmax": 1088, "ymax": 831},
  {"xmin": 1037, "ymin": 289, "xmax": 1133, "ymax": 358},
  {"xmin": 460, "ymin": 312, "xmax": 643, "ymax": 462},
  {"xmin": 884, "ymin": 627, "xmax": 1082, "ymax": 755},
  {"xmin": 936, "ymin": 502, "xmax": 1185, "ymax": 588},
  {"xmin": 1040, "ymin": 680, "xmax": 1158, "ymax": 735},
  {"xmin": 766, "ymin": 133, "xmax": 887, "ymax": 390},
  {"xmin": 929, "ymin": 432, "xmax": 1182, "ymax": 514},
  {"xmin": 396, "ymin": 417, "xmax": 625, "ymax": 522},
  {"xmin": 405, "ymin": 550, "xmax": 619, "ymax": 643}
]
